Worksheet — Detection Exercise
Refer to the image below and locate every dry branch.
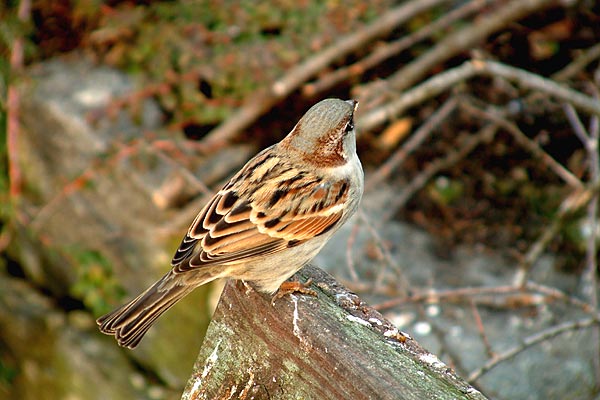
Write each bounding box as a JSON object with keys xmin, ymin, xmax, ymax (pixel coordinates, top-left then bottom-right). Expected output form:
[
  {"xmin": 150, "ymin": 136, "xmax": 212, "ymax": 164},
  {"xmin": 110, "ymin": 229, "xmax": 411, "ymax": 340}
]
[
  {"xmin": 373, "ymin": 281, "xmax": 594, "ymax": 313},
  {"xmin": 564, "ymin": 101, "xmax": 600, "ymax": 382},
  {"xmin": 367, "ymin": 97, "xmax": 459, "ymax": 190},
  {"xmin": 359, "ymin": 59, "xmax": 600, "ymax": 133},
  {"xmin": 7, "ymin": 0, "xmax": 31, "ymax": 200},
  {"xmin": 462, "ymin": 102, "xmax": 584, "ymax": 189},
  {"xmin": 201, "ymin": 0, "xmax": 448, "ymax": 145},
  {"xmin": 302, "ymin": 0, "xmax": 491, "ymax": 97},
  {"xmin": 358, "ymin": 0, "xmax": 558, "ymax": 100},
  {"xmin": 468, "ymin": 316, "xmax": 600, "ymax": 382},
  {"xmin": 383, "ymin": 123, "xmax": 498, "ymax": 220},
  {"xmin": 513, "ymin": 180, "xmax": 600, "ymax": 287}
]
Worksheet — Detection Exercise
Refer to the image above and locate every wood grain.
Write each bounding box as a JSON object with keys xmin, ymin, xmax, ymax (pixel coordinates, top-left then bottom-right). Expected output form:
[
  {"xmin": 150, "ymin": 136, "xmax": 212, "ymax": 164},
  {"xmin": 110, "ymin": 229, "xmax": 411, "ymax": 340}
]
[{"xmin": 182, "ymin": 265, "xmax": 488, "ymax": 400}]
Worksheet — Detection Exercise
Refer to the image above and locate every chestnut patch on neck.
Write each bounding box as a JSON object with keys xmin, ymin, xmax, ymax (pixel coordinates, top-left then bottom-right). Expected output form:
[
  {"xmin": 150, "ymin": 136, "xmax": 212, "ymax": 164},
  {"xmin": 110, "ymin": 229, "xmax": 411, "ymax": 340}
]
[
  {"xmin": 301, "ymin": 126, "xmax": 346, "ymax": 168},
  {"xmin": 309, "ymin": 122, "xmax": 346, "ymax": 167},
  {"xmin": 281, "ymin": 119, "xmax": 348, "ymax": 167}
]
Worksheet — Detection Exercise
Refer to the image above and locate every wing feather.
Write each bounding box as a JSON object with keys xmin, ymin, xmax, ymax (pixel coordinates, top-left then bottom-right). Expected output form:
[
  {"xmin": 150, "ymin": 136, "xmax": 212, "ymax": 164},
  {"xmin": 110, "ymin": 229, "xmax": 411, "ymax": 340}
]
[{"xmin": 171, "ymin": 151, "xmax": 350, "ymax": 274}]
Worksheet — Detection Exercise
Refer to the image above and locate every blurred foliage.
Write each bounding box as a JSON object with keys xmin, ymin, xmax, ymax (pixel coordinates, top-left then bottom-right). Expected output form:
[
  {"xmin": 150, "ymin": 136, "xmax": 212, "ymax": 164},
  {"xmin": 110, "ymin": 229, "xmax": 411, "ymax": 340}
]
[
  {"xmin": 83, "ymin": 0, "xmax": 390, "ymax": 134},
  {"xmin": 3, "ymin": 0, "xmax": 393, "ymax": 136},
  {"xmin": 428, "ymin": 176, "xmax": 465, "ymax": 207},
  {"xmin": 68, "ymin": 247, "xmax": 126, "ymax": 316},
  {"xmin": 0, "ymin": 357, "xmax": 17, "ymax": 396}
]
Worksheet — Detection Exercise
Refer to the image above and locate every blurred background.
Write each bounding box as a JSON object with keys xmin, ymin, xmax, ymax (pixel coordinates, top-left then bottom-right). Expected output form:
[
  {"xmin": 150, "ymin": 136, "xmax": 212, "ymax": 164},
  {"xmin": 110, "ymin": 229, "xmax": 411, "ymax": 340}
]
[{"xmin": 1, "ymin": 0, "xmax": 600, "ymax": 399}]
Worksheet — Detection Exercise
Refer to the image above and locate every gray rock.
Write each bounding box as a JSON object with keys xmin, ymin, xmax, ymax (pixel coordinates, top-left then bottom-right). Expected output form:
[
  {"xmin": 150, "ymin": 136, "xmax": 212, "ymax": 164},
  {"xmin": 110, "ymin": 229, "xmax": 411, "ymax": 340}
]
[
  {"xmin": 317, "ymin": 187, "xmax": 596, "ymax": 400},
  {"xmin": 10, "ymin": 57, "xmax": 253, "ymax": 395},
  {"xmin": 0, "ymin": 275, "xmax": 168, "ymax": 400}
]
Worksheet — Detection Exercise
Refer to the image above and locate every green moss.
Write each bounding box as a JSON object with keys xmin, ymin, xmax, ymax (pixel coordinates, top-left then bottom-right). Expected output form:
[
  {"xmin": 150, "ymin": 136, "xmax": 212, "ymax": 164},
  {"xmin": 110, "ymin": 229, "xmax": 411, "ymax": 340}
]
[
  {"xmin": 67, "ymin": 247, "xmax": 126, "ymax": 315},
  {"xmin": 79, "ymin": 1, "xmax": 390, "ymax": 128}
]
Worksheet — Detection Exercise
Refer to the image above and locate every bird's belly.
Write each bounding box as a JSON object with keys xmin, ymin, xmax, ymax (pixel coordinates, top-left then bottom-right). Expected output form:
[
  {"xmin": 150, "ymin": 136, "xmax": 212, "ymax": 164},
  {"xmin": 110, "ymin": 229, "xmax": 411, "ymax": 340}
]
[{"xmin": 227, "ymin": 238, "xmax": 327, "ymax": 293}]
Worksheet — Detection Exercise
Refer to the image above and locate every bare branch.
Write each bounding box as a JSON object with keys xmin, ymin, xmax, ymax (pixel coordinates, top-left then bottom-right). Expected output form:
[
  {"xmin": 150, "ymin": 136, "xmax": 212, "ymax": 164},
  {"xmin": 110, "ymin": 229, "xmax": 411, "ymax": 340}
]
[
  {"xmin": 383, "ymin": 123, "xmax": 498, "ymax": 219},
  {"xmin": 7, "ymin": 0, "xmax": 32, "ymax": 200},
  {"xmin": 201, "ymin": 0, "xmax": 449, "ymax": 145},
  {"xmin": 513, "ymin": 181, "xmax": 600, "ymax": 287},
  {"xmin": 552, "ymin": 42, "xmax": 600, "ymax": 82},
  {"xmin": 356, "ymin": 210, "xmax": 411, "ymax": 294},
  {"xmin": 359, "ymin": 59, "xmax": 600, "ymax": 133},
  {"xmin": 303, "ymin": 0, "xmax": 492, "ymax": 97},
  {"xmin": 565, "ymin": 87, "xmax": 600, "ymax": 385},
  {"xmin": 463, "ymin": 102, "xmax": 584, "ymax": 189},
  {"xmin": 564, "ymin": 103, "xmax": 592, "ymax": 148},
  {"xmin": 475, "ymin": 60, "xmax": 600, "ymax": 116},
  {"xmin": 470, "ymin": 300, "xmax": 494, "ymax": 359},
  {"xmin": 468, "ymin": 316, "xmax": 600, "ymax": 382},
  {"xmin": 358, "ymin": 61, "xmax": 477, "ymax": 132},
  {"xmin": 373, "ymin": 282, "xmax": 594, "ymax": 312},
  {"xmin": 367, "ymin": 97, "xmax": 459, "ymax": 190},
  {"xmin": 358, "ymin": 0, "xmax": 558, "ymax": 98}
]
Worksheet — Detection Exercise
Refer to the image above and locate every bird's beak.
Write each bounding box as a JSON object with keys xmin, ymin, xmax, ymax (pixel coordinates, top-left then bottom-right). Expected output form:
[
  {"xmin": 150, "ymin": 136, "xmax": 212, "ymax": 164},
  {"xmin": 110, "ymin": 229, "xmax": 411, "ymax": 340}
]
[{"xmin": 346, "ymin": 99, "xmax": 359, "ymax": 113}]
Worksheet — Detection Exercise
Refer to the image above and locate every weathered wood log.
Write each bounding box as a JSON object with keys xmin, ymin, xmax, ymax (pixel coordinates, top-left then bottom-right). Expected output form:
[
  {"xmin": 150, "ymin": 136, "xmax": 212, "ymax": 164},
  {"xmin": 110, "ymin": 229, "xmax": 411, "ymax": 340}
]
[{"xmin": 182, "ymin": 265, "xmax": 487, "ymax": 399}]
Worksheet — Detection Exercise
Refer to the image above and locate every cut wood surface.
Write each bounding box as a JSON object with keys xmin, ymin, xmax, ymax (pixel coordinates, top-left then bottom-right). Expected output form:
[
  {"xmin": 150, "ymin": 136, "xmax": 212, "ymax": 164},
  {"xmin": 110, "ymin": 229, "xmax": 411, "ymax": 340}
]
[{"xmin": 182, "ymin": 265, "xmax": 487, "ymax": 400}]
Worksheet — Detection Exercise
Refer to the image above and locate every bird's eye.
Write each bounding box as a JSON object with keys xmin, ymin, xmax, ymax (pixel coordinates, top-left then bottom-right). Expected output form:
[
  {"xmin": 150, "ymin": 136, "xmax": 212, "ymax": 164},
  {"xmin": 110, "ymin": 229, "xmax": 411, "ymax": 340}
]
[{"xmin": 344, "ymin": 119, "xmax": 354, "ymax": 134}]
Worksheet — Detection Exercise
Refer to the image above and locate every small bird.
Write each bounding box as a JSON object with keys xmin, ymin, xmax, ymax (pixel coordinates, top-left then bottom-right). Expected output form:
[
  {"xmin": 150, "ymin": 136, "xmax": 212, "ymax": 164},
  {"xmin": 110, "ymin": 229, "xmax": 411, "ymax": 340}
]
[{"xmin": 97, "ymin": 98, "xmax": 364, "ymax": 348}]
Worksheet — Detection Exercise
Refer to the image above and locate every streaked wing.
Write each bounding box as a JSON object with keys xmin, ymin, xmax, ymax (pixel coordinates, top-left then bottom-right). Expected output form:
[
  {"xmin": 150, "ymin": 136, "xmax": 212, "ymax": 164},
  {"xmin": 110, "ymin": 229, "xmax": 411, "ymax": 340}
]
[{"xmin": 171, "ymin": 149, "xmax": 350, "ymax": 273}]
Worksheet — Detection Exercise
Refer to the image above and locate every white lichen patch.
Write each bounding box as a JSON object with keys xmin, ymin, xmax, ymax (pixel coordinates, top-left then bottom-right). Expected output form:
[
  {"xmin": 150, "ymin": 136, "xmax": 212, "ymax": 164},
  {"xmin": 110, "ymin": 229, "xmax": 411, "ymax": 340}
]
[
  {"xmin": 291, "ymin": 295, "xmax": 312, "ymax": 350},
  {"xmin": 335, "ymin": 292, "xmax": 358, "ymax": 306},
  {"xmin": 202, "ymin": 340, "xmax": 221, "ymax": 380},
  {"xmin": 466, "ymin": 387, "xmax": 483, "ymax": 395},
  {"xmin": 226, "ymin": 384, "xmax": 237, "ymax": 400},
  {"xmin": 182, "ymin": 339, "xmax": 225, "ymax": 400},
  {"xmin": 346, "ymin": 315, "xmax": 371, "ymax": 327},
  {"xmin": 383, "ymin": 328, "xmax": 399, "ymax": 338},
  {"xmin": 238, "ymin": 369, "xmax": 255, "ymax": 399},
  {"xmin": 292, "ymin": 295, "xmax": 302, "ymax": 340},
  {"xmin": 419, "ymin": 352, "xmax": 447, "ymax": 370},
  {"xmin": 368, "ymin": 317, "xmax": 383, "ymax": 326}
]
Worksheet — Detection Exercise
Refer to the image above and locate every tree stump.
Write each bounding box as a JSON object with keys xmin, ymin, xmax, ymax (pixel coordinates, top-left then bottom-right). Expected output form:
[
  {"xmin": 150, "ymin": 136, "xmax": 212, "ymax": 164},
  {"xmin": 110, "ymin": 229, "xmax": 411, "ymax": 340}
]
[{"xmin": 182, "ymin": 265, "xmax": 487, "ymax": 399}]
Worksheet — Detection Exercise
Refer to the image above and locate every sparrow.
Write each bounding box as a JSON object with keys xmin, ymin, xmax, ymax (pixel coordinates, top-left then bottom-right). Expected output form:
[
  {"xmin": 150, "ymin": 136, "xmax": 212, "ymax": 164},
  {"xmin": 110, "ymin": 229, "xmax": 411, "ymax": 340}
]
[{"xmin": 96, "ymin": 98, "xmax": 364, "ymax": 348}]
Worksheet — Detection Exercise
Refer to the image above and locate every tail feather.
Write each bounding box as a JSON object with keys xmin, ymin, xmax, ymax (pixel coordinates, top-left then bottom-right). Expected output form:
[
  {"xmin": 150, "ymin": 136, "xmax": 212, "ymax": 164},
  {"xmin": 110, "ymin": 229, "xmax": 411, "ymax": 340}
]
[{"xmin": 96, "ymin": 271, "xmax": 212, "ymax": 348}]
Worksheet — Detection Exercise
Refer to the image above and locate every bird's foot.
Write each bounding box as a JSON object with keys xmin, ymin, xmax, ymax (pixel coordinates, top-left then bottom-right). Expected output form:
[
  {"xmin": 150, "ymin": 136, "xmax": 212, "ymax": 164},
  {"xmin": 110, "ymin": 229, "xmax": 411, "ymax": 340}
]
[{"xmin": 271, "ymin": 278, "xmax": 316, "ymax": 304}]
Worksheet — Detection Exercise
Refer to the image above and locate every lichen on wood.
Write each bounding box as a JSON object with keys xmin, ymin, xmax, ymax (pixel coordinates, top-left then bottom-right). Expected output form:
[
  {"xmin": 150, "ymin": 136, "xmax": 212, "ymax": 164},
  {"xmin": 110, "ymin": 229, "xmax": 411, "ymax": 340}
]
[{"xmin": 182, "ymin": 265, "xmax": 487, "ymax": 400}]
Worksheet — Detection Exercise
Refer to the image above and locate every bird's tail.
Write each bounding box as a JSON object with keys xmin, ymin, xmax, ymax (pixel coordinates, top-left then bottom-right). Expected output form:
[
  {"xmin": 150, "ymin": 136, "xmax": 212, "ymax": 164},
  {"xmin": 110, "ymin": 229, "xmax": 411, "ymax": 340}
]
[{"xmin": 96, "ymin": 271, "xmax": 213, "ymax": 348}]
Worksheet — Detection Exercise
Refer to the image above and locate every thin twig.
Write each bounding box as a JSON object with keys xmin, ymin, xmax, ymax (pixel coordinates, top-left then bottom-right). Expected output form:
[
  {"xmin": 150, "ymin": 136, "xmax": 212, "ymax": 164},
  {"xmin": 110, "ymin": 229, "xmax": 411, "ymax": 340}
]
[
  {"xmin": 525, "ymin": 281, "xmax": 593, "ymax": 313},
  {"xmin": 356, "ymin": 210, "xmax": 411, "ymax": 295},
  {"xmin": 565, "ymin": 96, "xmax": 600, "ymax": 386},
  {"xmin": 513, "ymin": 180, "xmax": 600, "ymax": 287},
  {"xmin": 358, "ymin": 0, "xmax": 557, "ymax": 99},
  {"xmin": 470, "ymin": 300, "xmax": 495, "ymax": 359},
  {"xmin": 552, "ymin": 42, "xmax": 600, "ymax": 82},
  {"xmin": 202, "ymin": 0, "xmax": 449, "ymax": 145},
  {"xmin": 372, "ymin": 282, "xmax": 594, "ymax": 312},
  {"xmin": 367, "ymin": 97, "xmax": 458, "ymax": 191},
  {"xmin": 468, "ymin": 316, "xmax": 600, "ymax": 382},
  {"xmin": 384, "ymin": 123, "xmax": 498, "ymax": 220},
  {"xmin": 7, "ymin": 0, "xmax": 31, "ymax": 200},
  {"xmin": 588, "ymin": 86, "xmax": 600, "ymax": 387},
  {"xmin": 475, "ymin": 60, "xmax": 600, "ymax": 116},
  {"xmin": 359, "ymin": 59, "xmax": 600, "ymax": 133},
  {"xmin": 358, "ymin": 60, "xmax": 477, "ymax": 132},
  {"xmin": 463, "ymin": 101, "xmax": 584, "ymax": 189},
  {"xmin": 31, "ymin": 137, "xmax": 216, "ymax": 232},
  {"xmin": 303, "ymin": 0, "xmax": 492, "ymax": 97},
  {"xmin": 564, "ymin": 103, "xmax": 592, "ymax": 149}
]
